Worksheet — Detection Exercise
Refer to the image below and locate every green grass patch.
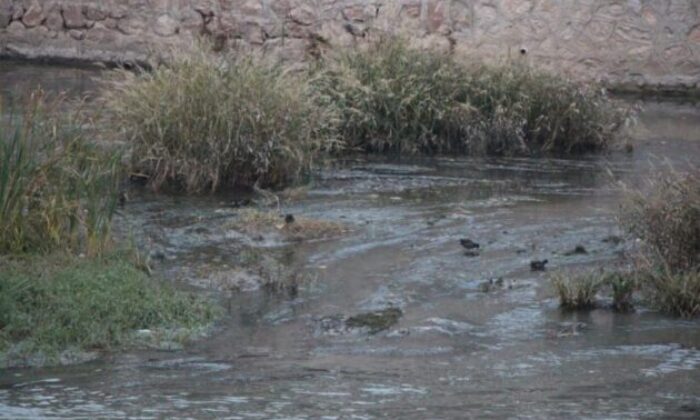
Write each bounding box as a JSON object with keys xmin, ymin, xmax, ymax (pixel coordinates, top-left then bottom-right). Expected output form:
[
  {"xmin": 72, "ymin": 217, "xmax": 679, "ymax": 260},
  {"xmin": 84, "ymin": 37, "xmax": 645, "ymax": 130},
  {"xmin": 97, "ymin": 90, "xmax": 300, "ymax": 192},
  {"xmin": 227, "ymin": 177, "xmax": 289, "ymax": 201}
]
[
  {"xmin": 0, "ymin": 252, "xmax": 219, "ymax": 366},
  {"xmin": 314, "ymin": 37, "xmax": 626, "ymax": 156}
]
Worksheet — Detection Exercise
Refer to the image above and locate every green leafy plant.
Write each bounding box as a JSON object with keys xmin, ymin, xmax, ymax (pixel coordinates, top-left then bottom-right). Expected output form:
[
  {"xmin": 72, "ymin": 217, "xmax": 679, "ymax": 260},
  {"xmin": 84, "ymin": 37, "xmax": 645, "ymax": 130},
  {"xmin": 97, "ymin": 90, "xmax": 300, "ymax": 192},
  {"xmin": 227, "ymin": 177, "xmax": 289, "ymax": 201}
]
[{"xmin": 0, "ymin": 252, "xmax": 219, "ymax": 365}]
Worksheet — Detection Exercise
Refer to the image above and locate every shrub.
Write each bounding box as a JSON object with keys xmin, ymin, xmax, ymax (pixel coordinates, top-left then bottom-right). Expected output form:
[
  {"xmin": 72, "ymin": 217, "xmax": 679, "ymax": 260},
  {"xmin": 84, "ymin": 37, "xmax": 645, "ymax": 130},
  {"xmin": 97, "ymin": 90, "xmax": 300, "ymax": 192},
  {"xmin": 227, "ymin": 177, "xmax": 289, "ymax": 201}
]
[
  {"xmin": 103, "ymin": 46, "xmax": 336, "ymax": 193},
  {"xmin": 621, "ymin": 169, "xmax": 700, "ymax": 317},
  {"xmin": 640, "ymin": 270, "xmax": 700, "ymax": 318},
  {"xmin": 551, "ymin": 272, "xmax": 603, "ymax": 310},
  {"xmin": 312, "ymin": 39, "xmax": 469, "ymax": 154},
  {"xmin": 606, "ymin": 272, "xmax": 637, "ymax": 312},
  {"xmin": 315, "ymin": 37, "xmax": 625, "ymax": 156},
  {"xmin": 0, "ymin": 252, "xmax": 219, "ymax": 363},
  {"xmin": 621, "ymin": 169, "xmax": 700, "ymax": 273},
  {"xmin": 460, "ymin": 64, "xmax": 625, "ymax": 155},
  {"xmin": 0, "ymin": 91, "xmax": 121, "ymax": 256}
]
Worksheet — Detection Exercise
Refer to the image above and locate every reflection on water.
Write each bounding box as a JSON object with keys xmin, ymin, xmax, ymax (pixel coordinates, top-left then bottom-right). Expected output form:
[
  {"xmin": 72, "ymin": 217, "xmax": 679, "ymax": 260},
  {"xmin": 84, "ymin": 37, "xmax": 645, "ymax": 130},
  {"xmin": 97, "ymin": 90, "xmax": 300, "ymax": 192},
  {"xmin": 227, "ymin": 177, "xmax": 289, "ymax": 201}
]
[
  {"xmin": 0, "ymin": 59, "xmax": 101, "ymax": 110},
  {"xmin": 0, "ymin": 61, "xmax": 699, "ymax": 419}
]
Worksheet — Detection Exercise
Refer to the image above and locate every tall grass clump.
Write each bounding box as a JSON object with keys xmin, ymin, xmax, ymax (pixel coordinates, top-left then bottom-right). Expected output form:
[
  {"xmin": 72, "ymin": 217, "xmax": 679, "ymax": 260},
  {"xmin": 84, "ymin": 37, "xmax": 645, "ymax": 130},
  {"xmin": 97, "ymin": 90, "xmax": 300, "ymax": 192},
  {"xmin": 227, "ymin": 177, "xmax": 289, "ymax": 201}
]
[
  {"xmin": 621, "ymin": 170, "xmax": 700, "ymax": 273},
  {"xmin": 0, "ymin": 91, "xmax": 121, "ymax": 256},
  {"xmin": 315, "ymin": 37, "xmax": 626, "ymax": 156},
  {"xmin": 551, "ymin": 272, "xmax": 603, "ymax": 310},
  {"xmin": 638, "ymin": 269, "xmax": 700, "ymax": 318},
  {"xmin": 621, "ymin": 169, "xmax": 700, "ymax": 317},
  {"xmin": 459, "ymin": 64, "xmax": 625, "ymax": 155},
  {"xmin": 607, "ymin": 272, "xmax": 637, "ymax": 312},
  {"xmin": 103, "ymin": 46, "xmax": 336, "ymax": 193},
  {"xmin": 312, "ymin": 39, "xmax": 469, "ymax": 154}
]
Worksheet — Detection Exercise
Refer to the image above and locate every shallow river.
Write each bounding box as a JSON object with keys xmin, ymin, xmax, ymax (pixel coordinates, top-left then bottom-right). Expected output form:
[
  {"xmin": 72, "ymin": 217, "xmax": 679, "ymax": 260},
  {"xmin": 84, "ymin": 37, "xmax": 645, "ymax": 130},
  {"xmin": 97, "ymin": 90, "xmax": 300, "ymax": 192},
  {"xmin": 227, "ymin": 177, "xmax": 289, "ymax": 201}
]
[{"xmin": 1, "ymin": 60, "xmax": 699, "ymax": 419}]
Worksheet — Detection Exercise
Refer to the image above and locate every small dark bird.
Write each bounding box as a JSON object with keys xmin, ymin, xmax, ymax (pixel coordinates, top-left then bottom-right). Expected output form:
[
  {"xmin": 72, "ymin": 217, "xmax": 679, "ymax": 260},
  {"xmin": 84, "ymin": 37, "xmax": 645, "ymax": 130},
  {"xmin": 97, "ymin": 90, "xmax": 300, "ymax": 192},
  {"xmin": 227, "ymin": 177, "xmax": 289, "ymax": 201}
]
[
  {"xmin": 285, "ymin": 214, "xmax": 295, "ymax": 224},
  {"xmin": 118, "ymin": 191, "xmax": 128, "ymax": 207},
  {"xmin": 460, "ymin": 239, "xmax": 480, "ymax": 250},
  {"xmin": 530, "ymin": 259, "xmax": 548, "ymax": 271}
]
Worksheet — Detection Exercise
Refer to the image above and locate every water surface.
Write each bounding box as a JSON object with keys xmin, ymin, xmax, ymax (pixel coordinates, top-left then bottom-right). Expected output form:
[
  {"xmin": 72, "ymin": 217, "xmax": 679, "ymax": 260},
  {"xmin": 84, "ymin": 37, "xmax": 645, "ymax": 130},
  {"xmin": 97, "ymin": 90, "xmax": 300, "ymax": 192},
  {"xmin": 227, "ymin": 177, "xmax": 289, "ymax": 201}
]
[{"xmin": 0, "ymin": 61, "xmax": 699, "ymax": 419}]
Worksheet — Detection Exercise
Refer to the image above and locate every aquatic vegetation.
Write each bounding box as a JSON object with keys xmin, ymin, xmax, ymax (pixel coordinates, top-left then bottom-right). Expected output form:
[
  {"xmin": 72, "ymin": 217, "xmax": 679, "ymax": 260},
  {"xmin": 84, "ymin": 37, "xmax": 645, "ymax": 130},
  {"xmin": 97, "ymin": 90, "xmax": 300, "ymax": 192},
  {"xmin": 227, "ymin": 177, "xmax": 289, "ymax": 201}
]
[
  {"xmin": 0, "ymin": 252, "xmax": 219, "ymax": 366},
  {"xmin": 314, "ymin": 37, "xmax": 625, "ymax": 156},
  {"xmin": 228, "ymin": 209, "xmax": 348, "ymax": 240},
  {"xmin": 553, "ymin": 270, "xmax": 639, "ymax": 312},
  {"xmin": 103, "ymin": 38, "xmax": 626, "ymax": 193},
  {"xmin": 606, "ymin": 272, "xmax": 637, "ymax": 312},
  {"xmin": 312, "ymin": 39, "xmax": 468, "ymax": 155},
  {"xmin": 261, "ymin": 269, "xmax": 306, "ymax": 297},
  {"xmin": 550, "ymin": 170, "xmax": 700, "ymax": 317},
  {"xmin": 551, "ymin": 271, "xmax": 603, "ymax": 310},
  {"xmin": 345, "ymin": 307, "xmax": 403, "ymax": 333},
  {"xmin": 640, "ymin": 270, "xmax": 700, "ymax": 318},
  {"xmin": 0, "ymin": 91, "xmax": 121, "ymax": 256},
  {"xmin": 103, "ymin": 45, "xmax": 338, "ymax": 193},
  {"xmin": 621, "ymin": 169, "xmax": 700, "ymax": 317},
  {"xmin": 621, "ymin": 169, "xmax": 700, "ymax": 273},
  {"xmin": 459, "ymin": 63, "xmax": 626, "ymax": 155}
]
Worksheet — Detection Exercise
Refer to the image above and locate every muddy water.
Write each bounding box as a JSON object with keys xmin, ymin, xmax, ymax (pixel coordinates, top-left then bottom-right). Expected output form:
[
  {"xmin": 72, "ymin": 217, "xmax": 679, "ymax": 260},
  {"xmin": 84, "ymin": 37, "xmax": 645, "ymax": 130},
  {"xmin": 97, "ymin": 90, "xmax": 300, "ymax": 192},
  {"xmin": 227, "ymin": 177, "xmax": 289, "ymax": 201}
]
[{"xmin": 1, "ymin": 62, "xmax": 700, "ymax": 419}]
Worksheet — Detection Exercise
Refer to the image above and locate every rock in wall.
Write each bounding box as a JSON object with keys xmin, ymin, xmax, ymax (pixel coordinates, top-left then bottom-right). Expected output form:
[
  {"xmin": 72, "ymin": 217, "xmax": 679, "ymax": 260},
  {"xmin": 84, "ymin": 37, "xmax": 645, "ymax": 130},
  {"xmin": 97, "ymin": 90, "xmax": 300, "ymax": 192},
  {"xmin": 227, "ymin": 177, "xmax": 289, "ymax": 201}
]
[{"xmin": 1, "ymin": 0, "xmax": 699, "ymax": 89}]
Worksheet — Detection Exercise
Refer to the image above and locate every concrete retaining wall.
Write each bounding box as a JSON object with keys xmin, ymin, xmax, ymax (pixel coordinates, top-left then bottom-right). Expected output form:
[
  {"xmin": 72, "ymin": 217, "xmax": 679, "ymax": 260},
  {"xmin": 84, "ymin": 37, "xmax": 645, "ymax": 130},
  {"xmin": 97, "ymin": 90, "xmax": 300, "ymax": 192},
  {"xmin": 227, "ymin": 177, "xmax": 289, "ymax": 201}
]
[{"xmin": 1, "ymin": 0, "xmax": 699, "ymax": 88}]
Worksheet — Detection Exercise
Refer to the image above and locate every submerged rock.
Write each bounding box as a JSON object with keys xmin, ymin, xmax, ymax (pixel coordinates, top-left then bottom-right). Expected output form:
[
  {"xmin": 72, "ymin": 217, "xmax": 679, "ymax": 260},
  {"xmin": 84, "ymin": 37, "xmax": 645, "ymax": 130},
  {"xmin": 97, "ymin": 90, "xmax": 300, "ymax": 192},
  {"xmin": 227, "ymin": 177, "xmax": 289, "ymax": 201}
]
[
  {"xmin": 346, "ymin": 308, "xmax": 403, "ymax": 333},
  {"xmin": 478, "ymin": 277, "xmax": 514, "ymax": 293},
  {"xmin": 314, "ymin": 307, "xmax": 403, "ymax": 336},
  {"xmin": 564, "ymin": 245, "xmax": 588, "ymax": 256},
  {"xmin": 548, "ymin": 322, "xmax": 588, "ymax": 338}
]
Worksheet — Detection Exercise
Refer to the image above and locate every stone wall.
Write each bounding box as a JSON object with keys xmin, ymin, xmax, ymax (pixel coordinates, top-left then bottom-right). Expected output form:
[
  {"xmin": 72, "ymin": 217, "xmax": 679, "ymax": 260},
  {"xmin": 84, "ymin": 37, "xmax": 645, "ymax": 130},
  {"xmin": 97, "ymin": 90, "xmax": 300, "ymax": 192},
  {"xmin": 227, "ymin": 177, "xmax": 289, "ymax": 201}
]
[{"xmin": 1, "ymin": 0, "xmax": 699, "ymax": 88}]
